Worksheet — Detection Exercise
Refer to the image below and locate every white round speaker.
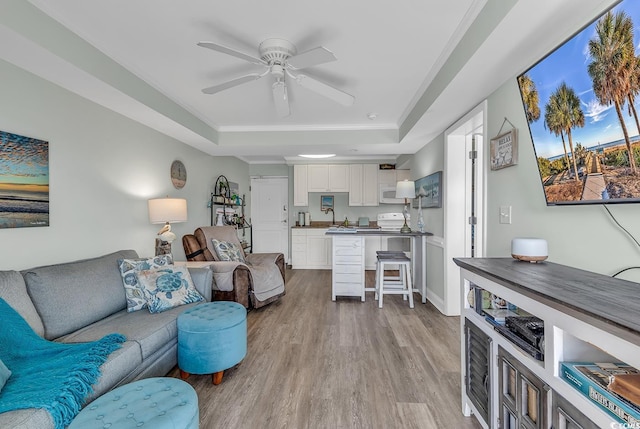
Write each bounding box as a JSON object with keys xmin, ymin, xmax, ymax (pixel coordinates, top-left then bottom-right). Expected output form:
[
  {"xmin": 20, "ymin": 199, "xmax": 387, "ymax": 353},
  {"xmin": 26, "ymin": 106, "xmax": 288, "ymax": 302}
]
[{"xmin": 511, "ymin": 238, "xmax": 548, "ymax": 263}]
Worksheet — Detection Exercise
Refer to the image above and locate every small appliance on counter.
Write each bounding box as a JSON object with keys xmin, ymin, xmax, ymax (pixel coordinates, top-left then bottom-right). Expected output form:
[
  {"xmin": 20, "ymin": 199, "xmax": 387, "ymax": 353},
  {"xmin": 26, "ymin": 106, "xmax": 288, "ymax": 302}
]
[
  {"xmin": 377, "ymin": 213, "xmax": 408, "ymax": 231},
  {"xmin": 358, "ymin": 217, "xmax": 369, "ymax": 227}
]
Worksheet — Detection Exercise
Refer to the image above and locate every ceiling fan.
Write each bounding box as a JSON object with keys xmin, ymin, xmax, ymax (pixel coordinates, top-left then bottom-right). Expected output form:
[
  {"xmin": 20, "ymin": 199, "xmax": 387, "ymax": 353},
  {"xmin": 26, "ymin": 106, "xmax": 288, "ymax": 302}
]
[{"xmin": 197, "ymin": 38, "xmax": 355, "ymax": 117}]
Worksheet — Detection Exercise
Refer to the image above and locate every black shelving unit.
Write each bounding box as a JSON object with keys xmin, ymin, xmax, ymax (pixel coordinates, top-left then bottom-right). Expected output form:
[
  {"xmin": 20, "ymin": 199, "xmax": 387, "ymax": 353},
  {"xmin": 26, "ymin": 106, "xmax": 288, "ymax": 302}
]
[{"xmin": 210, "ymin": 175, "xmax": 252, "ymax": 253}]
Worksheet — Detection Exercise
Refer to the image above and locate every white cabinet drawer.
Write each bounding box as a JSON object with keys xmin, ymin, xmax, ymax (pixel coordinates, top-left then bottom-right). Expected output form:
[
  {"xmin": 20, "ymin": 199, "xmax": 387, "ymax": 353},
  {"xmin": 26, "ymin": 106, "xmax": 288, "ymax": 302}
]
[
  {"xmin": 292, "ymin": 236, "xmax": 306, "ymax": 244},
  {"xmin": 333, "ymin": 255, "xmax": 362, "ymax": 264},
  {"xmin": 334, "ymin": 264, "xmax": 362, "ymax": 274},
  {"xmin": 334, "ymin": 247, "xmax": 362, "ymax": 256},
  {"xmin": 333, "ymin": 282, "xmax": 362, "ymax": 296},
  {"xmin": 334, "ymin": 273, "xmax": 363, "ymax": 283},
  {"xmin": 333, "ymin": 237, "xmax": 362, "ymax": 247}
]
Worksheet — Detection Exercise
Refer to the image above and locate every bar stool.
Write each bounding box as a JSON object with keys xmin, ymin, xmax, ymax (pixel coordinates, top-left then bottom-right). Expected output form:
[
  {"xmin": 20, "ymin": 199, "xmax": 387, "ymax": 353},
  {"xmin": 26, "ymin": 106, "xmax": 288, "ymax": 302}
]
[
  {"xmin": 375, "ymin": 253, "xmax": 414, "ymax": 308},
  {"xmin": 375, "ymin": 250, "xmax": 406, "ymax": 286}
]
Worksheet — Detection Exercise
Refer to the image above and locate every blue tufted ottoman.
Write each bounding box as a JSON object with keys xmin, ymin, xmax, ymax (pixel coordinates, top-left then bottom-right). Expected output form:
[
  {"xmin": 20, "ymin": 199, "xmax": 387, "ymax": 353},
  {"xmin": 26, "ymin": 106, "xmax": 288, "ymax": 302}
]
[
  {"xmin": 178, "ymin": 301, "xmax": 247, "ymax": 385},
  {"xmin": 68, "ymin": 377, "xmax": 198, "ymax": 429}
]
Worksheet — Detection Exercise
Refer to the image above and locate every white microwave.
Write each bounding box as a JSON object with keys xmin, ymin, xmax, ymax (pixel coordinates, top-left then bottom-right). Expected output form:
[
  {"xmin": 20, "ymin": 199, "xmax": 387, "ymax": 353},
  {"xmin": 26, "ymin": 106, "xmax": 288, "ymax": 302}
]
[{"xmin": 379, "ymin": 185, "xmax": 406, "ymax": 204}]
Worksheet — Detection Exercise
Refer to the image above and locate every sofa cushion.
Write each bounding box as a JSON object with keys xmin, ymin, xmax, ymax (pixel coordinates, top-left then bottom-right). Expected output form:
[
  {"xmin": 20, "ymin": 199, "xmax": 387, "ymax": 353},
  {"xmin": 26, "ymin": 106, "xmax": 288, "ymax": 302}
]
[
  {"xmin": 0, "ymin": 270, "xmax": 45, "ymax": 337},
  {"xmin": 22, "ymin": 250, "xmax": 138, "ymax": 340},
  {"xmin": 58, "ymin": 304, "xmax": 196, "ymax": 360},
  {"xmin": 137, "ymin": 266, "xmax": 204, "ymax": 313},
  {"xmin": 117, "ymin": 255, "xmax": 173, "ymax": 312}
]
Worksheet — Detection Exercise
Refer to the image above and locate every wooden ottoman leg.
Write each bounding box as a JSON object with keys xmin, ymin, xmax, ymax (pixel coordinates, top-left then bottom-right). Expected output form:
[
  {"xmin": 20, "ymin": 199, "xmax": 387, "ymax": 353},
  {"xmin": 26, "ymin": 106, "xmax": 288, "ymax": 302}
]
[
  {"xmin": 212, "ymin": 371, "xmax": 224, "ymax": 385},
  {"xmin": 179, "ymin": 370, "xmax": 190, "ymax": 380}
]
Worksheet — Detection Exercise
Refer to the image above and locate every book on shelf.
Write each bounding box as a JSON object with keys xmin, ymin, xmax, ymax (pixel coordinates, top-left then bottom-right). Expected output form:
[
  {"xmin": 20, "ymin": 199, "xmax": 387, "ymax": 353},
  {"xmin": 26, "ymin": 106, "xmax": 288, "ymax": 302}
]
[
  {"xmin": 560, "ymin": 362, "xmax": 640, "ymax": 425},
  {"xmin": 482, "ymin": 308, "xmax": 518, "ymax": 324}
]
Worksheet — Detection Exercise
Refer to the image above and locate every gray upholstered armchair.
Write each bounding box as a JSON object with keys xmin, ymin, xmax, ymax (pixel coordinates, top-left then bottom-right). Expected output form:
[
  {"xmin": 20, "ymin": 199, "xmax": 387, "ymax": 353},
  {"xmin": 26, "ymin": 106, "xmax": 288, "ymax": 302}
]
[{"xmin": 182, "ymin": 226, "xmax": 285, "ymax": 308}]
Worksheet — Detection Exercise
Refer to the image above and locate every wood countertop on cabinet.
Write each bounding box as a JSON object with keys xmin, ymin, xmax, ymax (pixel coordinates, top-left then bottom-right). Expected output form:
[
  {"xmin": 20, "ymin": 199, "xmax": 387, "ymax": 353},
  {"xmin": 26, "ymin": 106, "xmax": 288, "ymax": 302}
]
[{"xmin": 454, "ymin": 257, "xmax": 640, "ymax": 344}]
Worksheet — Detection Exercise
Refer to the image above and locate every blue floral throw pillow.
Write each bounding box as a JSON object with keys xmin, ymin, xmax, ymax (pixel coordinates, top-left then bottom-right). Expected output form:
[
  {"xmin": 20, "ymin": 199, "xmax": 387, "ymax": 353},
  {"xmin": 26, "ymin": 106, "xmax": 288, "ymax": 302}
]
[
  {"xmin": 117, "ymin": 255, "xmax": 173, "ymax": 312},
  {"xmin": 137, "ymin": 266, "xmax": 204, "ymax": 313},
  {"xmin": 212, "ymin": 239, "xmax": 245, "ymax": 263}
]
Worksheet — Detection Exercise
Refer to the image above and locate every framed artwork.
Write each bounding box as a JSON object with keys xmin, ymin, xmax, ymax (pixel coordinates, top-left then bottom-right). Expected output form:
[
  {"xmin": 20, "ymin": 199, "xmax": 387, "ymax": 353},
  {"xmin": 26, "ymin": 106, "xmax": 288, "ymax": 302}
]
[
  {"xmin": 490, "ymin": 129, "xmax": 518, "ymax": 170},
  {"xmin": 321, "ymin": 195, "xmax": 334, "ymax": 211},
  {"xmin": 413, "ymin": 171, "xmax": 442, "ymax": 209},
  {"xmin": 0, "ymin": 130, "xmax": 49, "ymax": 228}
]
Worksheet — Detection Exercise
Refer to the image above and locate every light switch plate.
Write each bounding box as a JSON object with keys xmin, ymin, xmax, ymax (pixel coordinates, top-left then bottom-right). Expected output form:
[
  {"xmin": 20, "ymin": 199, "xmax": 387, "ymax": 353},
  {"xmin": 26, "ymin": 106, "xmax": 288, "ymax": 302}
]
[{"xmin": 499, "ymin": 206, "xmax": 512, "ymax": 224}]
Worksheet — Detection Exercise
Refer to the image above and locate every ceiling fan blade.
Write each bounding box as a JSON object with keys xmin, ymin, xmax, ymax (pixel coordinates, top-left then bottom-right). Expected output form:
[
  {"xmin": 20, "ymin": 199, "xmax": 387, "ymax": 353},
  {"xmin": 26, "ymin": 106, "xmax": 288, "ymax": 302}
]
[
  {"xmin": 272, "ymin": 81, "xmax": 291, "ymax": 117},
  {"xmin": 293, "ymin": 74, "xmax": 355, "ymax": 106},
  {"xmin": 287, "ymin": 47, "xmax": 337, "ymax": 69},
  {"xmin": 201, "ymin": 74, "xmax": 263, "ymax": 95},
  {"xmin": 197, "ymin": 41, "xmax": 265, "ymax": 66}
]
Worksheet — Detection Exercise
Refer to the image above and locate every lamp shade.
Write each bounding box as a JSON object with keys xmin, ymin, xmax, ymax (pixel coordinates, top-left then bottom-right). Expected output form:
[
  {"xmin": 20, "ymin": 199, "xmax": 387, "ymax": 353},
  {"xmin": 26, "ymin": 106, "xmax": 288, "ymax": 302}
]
[
  {"xmin": 148, "ymin": 198, "xmax": 188, "ymax": 224},
  {"xmin": 395, "ymin": 180, "xmax": 416, "ymax": 199}
]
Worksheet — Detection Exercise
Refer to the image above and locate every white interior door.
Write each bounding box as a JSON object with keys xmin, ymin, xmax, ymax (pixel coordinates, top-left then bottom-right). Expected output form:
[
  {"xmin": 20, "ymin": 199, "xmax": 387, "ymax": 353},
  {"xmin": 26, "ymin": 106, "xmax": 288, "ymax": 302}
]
[
  {"xmin": 443, "ymin": 101, "xmax": 486, "ymax": 316},
  {"xmin": 250, "ymin": 177, "xmax": 289, "ymax": 262}
]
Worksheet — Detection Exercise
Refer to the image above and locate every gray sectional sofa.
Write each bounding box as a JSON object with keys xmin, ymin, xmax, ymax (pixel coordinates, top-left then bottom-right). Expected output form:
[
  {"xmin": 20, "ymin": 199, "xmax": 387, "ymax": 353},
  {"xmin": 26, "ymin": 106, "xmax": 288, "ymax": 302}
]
[{"xmin": 0, "ymin": 250, "xmax": 213, "ymax": 429}]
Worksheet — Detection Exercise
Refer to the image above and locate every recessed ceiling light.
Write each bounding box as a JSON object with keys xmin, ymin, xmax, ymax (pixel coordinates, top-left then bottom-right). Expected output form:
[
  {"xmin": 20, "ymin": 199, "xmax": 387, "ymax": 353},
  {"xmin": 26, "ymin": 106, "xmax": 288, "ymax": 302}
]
[{"xmin": 298, "ymin": 154, "xmax": 336, "ymax": 159}]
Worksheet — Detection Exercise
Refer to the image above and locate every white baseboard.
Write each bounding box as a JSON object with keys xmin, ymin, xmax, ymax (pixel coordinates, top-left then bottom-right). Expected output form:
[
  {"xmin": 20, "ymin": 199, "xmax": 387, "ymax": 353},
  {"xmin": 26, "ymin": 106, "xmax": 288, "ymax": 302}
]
[{"xmin": 426, "ymin": 288, "xmax": 446, "ymax": 314}]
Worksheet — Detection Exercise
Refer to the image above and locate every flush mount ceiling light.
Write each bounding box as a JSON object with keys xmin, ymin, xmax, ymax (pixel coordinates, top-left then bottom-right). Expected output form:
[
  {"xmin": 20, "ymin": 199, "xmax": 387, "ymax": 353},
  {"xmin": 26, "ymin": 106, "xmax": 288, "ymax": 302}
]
[{"xmin": 298, "ymin": 154, "xmax": 336, "ymax": 159}]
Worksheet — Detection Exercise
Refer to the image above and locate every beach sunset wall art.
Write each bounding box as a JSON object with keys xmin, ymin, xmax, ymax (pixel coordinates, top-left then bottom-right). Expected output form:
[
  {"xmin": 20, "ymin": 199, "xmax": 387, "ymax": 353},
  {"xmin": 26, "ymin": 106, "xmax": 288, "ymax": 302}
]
[
  {"xmin": 518, "ymin": 0, "xmax": 640, "ymax": 205},
  {"xmin": 0, "ymin": 130, "xmax": 49, "ymax": 228}
]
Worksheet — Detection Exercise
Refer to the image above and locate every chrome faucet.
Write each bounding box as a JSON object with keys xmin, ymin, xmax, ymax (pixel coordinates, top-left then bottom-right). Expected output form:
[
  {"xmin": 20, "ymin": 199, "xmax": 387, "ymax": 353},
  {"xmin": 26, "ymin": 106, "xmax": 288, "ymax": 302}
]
[{"xmin": 323, "ymin": 207, "xmax": 335, "ymax": 225}]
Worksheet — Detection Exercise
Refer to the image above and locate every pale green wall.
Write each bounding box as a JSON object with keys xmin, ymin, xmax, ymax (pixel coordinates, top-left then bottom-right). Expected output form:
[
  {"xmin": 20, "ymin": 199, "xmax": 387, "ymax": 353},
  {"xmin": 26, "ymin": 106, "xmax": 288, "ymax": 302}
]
[
  {"xmin": 0, "ymin": 59, "xmax": 248, "ymax": 270},
  {"xmin": 409, "ymin": 135, "xmax": 445, "ymax": 237},
  {"xmin": 486, "ymin": 79, "xmax": 640, "ymax": 282}
]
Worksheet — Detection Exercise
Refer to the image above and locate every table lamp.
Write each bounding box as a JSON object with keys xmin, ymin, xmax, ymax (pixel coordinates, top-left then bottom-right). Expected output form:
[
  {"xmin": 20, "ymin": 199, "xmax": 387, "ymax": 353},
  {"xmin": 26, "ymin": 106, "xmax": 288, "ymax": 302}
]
[
  {"xmin": 148, "ymin": 198, "xmax": 188, "ymax": 255},
  {"xmin": 395, "ymin": 180, "xmax": 415, "ymax": 233}
]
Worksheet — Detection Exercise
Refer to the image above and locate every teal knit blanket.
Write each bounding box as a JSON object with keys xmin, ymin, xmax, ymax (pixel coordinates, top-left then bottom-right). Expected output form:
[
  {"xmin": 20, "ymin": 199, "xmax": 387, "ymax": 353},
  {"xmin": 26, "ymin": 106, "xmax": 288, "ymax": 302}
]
[{"xmin": 0, "ymin": 298, "xmax": 125, "ymax": 429}]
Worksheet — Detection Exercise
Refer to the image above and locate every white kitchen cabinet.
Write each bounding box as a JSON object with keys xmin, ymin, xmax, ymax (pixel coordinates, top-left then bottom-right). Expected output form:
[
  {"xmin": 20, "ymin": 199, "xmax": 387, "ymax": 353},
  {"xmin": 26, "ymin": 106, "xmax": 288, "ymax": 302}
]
[
  {"xmin": 307, "ymin": 165, "xmax": 349, "ymax": 192},
  {"xmin": 378, "ymin": 170, "xmax": 396, "ymax": 186},
  {"xmin": 348, "ymin": 164, "xmax": 363, "ymax": 206},
  {"xmin": 349, "ymin": 164, "xmax": 378, "ymax": 206},
  {"xmin": 396, "ymin": 169, "xmax": 411, "ymax": 182},
  {"xmin": 328, "ymin": 165, "xmax": 349, "ymax": 192},
  {"xmin": 331, "ymin": 236, "xmax": 365, "ymax": 301},
  {"xmin": 291, "ymin": 229, "xmax": 307, "ymax": 267},
  {"xmin": 291, "ymin": 228, "xmax": 331, "ymax": 269},
  {"xmin": 293, "ymin": 165, "xmax": 308, "ymax": 207},
  {"xmin": 307, "ymin": 165, "xmax": 329, "ymax": 192},
  {"xmin": 307, "ymin": 229, "xmax": 331, "ymax": 268},
  {"xmin": 378, "ymin": 169, "xmax": 410, "ymax": 186}
]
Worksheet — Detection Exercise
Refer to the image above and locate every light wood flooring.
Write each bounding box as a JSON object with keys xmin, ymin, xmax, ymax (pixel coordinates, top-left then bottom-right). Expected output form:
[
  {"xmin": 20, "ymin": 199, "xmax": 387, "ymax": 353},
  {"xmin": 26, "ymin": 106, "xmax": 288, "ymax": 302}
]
[{"xmin": 169, "ymin": 269, "xmax": 482, "ymax": 429}]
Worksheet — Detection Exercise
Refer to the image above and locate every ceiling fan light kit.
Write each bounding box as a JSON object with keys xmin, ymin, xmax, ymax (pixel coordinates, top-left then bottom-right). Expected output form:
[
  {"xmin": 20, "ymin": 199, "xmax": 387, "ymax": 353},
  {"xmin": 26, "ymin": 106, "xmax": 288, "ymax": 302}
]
[{"xmin": 198, "ymin": 37, "xmax": 354, "ymax": 117}]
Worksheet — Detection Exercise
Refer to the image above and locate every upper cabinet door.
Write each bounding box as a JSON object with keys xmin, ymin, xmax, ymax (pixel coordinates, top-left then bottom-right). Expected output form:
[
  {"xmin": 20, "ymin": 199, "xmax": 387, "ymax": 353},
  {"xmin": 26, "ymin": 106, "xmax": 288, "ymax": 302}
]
[
  {"xmin": 362, "ymin": 164, "xmax": 379, "ymax": 206},
  {"xmin": 293, "ymin": 164, "xmax": 308, "ymax": 206},
  {"xmin": 307, "ymin": 165, "xmax": 329, "ymax": 192},
  {"xmin": 349, "ymin": 164, "xmax": 363, "ymax": 206},
  {"xmin": 328, "ymin": 165, "xmax": 349, "ymax": 192}
]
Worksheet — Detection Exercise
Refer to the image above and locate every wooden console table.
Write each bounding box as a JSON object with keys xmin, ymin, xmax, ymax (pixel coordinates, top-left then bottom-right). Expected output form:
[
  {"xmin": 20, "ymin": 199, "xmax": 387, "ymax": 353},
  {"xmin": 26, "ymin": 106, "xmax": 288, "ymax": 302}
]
[{"xmin": 455, "ymin": 257, "xmax": 640, "ymax": 429}]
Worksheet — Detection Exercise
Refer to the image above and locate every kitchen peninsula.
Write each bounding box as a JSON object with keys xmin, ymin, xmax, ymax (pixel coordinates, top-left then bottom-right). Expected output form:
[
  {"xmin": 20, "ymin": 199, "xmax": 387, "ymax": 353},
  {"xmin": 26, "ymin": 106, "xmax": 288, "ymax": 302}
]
[{"xmin": 326, "ymin": 228, "xmax": 432, "ymax": 302}]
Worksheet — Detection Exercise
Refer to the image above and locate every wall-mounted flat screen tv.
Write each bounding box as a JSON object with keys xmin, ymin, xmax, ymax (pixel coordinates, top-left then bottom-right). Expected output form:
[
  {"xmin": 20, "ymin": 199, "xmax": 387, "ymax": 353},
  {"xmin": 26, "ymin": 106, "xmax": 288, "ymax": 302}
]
[{"xmin": 518, "ymin": 0, "xmax": 640, "ymax": 205}]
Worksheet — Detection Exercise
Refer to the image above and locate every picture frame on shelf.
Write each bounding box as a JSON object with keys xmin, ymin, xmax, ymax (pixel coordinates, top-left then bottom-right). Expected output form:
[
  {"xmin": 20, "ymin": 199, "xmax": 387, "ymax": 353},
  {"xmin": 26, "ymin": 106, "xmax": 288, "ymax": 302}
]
[{"xmin": 321, "ymin": 195, "xmax": 334, "ymax": 211}]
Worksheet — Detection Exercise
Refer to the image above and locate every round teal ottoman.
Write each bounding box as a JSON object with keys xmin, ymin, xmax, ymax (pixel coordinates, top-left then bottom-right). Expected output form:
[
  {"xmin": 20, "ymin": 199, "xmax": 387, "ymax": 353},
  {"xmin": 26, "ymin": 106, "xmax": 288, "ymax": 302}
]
[
  {"xmin": 69, "ymin": 377, "xmax": 198, "ymax": 429},
  {"xmin": 178, "ymin": 301, "xmax": 247, "ymax": 385}
]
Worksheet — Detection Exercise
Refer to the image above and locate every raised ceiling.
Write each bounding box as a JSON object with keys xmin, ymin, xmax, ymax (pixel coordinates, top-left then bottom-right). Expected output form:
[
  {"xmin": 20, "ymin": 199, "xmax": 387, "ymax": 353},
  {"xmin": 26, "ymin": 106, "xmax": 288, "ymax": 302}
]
[{"xmin": 0, "ymin": 0, "xmax": 617, "ymax": 163}]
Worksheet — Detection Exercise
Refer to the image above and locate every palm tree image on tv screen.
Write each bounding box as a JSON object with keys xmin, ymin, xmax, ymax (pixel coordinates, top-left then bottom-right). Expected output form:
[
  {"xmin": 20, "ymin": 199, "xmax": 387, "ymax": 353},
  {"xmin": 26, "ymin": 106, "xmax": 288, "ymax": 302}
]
[{"xmin": 518, "ymin": 0, "xmax": 640, "ymax": 205}]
